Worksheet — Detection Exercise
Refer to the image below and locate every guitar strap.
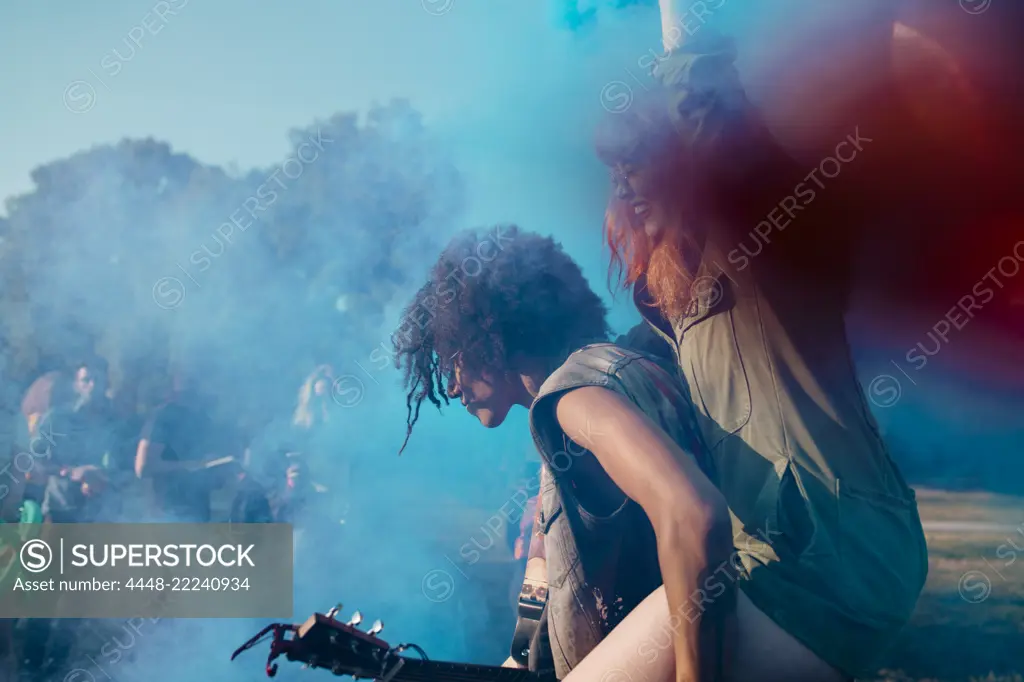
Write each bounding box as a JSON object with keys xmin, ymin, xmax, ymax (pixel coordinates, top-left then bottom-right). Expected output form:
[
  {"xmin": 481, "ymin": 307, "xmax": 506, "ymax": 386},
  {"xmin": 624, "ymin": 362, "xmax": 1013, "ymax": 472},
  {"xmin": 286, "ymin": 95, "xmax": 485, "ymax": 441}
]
[{"xmin": 509, "ymin": 471, "xmax": 549, "ymax": 667}]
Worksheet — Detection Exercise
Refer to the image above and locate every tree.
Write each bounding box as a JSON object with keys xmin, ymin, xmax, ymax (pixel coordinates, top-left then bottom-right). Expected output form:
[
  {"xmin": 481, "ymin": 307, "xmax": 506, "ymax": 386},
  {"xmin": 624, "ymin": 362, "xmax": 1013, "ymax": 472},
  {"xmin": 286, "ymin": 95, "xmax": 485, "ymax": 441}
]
[{"xmin": 0, "ymin": 99, "xmax": 464, "ymax": 424}]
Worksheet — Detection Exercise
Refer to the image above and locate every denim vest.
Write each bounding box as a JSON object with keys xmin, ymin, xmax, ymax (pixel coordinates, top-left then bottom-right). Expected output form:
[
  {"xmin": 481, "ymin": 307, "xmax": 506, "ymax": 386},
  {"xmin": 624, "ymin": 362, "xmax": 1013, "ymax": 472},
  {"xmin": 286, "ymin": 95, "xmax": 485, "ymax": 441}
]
[{"xmin": 528, "ymin": 343, "xmax": 710, "ymax": 678}]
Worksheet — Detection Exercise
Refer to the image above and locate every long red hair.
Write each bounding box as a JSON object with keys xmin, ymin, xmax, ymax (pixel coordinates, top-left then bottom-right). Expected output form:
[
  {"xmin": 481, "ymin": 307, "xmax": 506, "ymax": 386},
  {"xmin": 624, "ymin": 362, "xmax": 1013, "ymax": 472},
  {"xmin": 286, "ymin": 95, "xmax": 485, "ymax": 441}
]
[
  {"xmin": 595, "ymin": 71, "xmax": 857, "ymax": 322},
  {"xmin": 595, "ymin": 89, "xmax": 768, "ymax": 320},
  {"xmin": 604, "ymin": 196, "xmax": 708, "ymax": 321}
]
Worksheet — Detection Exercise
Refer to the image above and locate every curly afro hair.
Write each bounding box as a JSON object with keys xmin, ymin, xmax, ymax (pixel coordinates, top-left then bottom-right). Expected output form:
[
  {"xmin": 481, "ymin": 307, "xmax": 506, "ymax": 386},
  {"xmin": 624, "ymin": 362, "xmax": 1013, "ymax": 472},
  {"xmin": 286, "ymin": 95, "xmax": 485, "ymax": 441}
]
[{"xmin": 392, "ymin": 225, "xmax": 610, "ymax": 453}]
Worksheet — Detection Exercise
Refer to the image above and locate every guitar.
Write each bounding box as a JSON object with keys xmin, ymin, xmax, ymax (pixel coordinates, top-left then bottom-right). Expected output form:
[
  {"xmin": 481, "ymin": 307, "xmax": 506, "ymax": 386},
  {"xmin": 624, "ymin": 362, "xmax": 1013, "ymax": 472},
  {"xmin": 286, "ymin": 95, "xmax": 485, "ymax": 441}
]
[{"xmin": 231, "ymin": 606, "xmax": 558, "ymax": 681}]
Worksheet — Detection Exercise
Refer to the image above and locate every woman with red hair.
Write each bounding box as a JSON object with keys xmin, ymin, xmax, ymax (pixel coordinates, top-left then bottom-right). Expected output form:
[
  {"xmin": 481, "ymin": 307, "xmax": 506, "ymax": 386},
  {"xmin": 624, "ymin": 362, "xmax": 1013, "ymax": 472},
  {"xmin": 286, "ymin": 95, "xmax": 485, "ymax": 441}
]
[{"xmin": 560, "ymin": 2, "xmax": 952, "ymax": 681}]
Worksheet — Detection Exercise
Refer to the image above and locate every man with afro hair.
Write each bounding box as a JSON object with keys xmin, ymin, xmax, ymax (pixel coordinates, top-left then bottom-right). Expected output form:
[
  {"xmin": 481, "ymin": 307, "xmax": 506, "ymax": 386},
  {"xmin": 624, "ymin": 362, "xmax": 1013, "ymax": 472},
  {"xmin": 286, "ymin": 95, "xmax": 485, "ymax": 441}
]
[{"xmin": 393, "ymin": 225, "xmax": 731, "ymax": 679}]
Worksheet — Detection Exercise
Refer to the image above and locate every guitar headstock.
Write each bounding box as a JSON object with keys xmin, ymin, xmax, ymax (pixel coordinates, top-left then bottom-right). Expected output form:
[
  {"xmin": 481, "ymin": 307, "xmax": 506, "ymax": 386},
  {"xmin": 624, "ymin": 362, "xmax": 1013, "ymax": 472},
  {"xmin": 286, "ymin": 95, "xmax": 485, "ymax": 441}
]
[{"xmin": 231, "ymin": 606, "xmax": 399, "ymax": 678}]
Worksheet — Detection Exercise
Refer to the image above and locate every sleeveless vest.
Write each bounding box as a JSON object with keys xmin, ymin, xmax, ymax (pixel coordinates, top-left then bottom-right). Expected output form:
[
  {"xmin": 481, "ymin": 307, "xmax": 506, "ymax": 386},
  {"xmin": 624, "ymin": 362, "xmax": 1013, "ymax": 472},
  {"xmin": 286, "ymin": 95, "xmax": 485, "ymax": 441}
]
[{"xmin": 527, "ymin": 343, "xmax": 711, "ymax": 678}]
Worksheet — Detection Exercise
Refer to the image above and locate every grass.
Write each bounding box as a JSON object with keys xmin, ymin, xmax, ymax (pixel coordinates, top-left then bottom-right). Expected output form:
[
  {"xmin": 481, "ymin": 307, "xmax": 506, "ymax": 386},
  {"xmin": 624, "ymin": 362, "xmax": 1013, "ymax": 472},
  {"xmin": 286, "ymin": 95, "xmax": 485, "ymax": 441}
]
[{"xmin": 866, "ymin": 488, "xmax": 1024, "ymax": 682}]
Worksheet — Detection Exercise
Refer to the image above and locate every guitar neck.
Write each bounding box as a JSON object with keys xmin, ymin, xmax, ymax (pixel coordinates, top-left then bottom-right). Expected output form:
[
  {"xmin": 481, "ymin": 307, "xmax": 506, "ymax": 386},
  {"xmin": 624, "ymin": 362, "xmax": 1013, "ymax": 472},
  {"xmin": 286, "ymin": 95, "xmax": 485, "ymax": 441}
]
[
  {"xmin": 374, "ymin": 657, "xmax": 551, "ymax": 682},
  {"xmin": 261, "ymin": 614, "xmax": 557, "ymax": 682}
]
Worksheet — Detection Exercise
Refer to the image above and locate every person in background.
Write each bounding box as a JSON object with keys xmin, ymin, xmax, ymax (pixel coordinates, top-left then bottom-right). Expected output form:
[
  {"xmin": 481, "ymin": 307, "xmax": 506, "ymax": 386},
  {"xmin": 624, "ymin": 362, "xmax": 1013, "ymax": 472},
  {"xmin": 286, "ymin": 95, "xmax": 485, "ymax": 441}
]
[
  {"xmin": 20, "ymin": 370, "xmax": 62, "ymax": 437},
  {"xmin": 38, "ymin": 357, "xmax": 119, "ymax": 524},
  {"xmin": 14, "ymin": 366, "xmax": 107, "ymax": 678},
  {"xmin": 293, "ymin": 365, "xmax": 336, "ymax": 432},
  {"xmin": 252, "ymin": 364, "xmax": 338, "ymax": 470},
  {"xmin": 135, "ymin": 366, "xmax": 228, "ymax": 522},
  {"xmin": 288, "ymin": 364, "xmax": 339, "ymax": 515},
  {"xmin": 69, "ymin": 356, "xmax": 109, "ymax": 413},
  {"xmin": 17, "ymin": 370, "xmax": 65, "ymax": 507},
  {"xmin": 245, "ymin": 365, "xmax": 338, "ymax": 526}
]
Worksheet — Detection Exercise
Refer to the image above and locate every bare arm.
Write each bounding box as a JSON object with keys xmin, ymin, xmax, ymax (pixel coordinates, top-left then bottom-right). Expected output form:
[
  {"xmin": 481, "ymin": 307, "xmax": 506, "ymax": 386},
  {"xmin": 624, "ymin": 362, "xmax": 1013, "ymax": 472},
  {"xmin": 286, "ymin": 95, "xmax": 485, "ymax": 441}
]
[
  {"xmin": 135, "ymin": 439, "xmax": 160, "ymax": 478},
  {"xmin": 660, "ymin": 0, "xmax": 686, "ymax": 52},
  {"xmin": 555, "ymin": 387, "xmax": 733, "ymax": 682},
  {"xmin": 660, "ymin": 0, "xmax": 727, "ymax": 52},
  {"xmin": 134, "ymin": 439, "xmax": 203, "ymax": 477}
]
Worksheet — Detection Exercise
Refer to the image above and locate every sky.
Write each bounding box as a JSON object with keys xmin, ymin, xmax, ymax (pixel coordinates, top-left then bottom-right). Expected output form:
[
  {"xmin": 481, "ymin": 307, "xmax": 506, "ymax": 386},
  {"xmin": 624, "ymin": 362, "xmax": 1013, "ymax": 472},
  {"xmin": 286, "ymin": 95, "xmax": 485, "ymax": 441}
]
[{"xmin": 1, "ymin": 0, "xmax": 564, "ymax": 194}]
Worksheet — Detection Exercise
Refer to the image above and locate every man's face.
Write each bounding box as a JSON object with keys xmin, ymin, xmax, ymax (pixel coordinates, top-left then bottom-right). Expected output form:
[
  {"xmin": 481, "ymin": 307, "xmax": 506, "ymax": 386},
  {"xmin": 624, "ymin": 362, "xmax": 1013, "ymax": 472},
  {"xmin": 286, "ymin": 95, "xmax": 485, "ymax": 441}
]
[
  {"xmin": 73, "ymin": 366, "xmax": 97, "ymax": 404},
  {"xmin": 445, "ymin": 354, "xmax": 516, "ymax": 428}
]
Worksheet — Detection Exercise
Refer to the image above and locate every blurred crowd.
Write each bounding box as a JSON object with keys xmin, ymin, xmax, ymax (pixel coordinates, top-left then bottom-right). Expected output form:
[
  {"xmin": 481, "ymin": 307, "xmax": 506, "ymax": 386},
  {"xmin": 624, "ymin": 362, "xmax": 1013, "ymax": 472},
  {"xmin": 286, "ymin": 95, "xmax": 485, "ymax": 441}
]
[
  {"xmin": 0, "ymin": 352, "xmax": 540, "ymax": 679},
  {"xmin": 0, "ymin": 356, "xmax": 356, "ymax": 679}
]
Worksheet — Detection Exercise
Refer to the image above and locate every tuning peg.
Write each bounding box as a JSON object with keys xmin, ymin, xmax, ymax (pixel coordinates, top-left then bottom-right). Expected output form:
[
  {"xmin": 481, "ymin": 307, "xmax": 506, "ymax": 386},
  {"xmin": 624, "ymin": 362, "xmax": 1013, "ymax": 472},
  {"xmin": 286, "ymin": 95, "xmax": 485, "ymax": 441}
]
[
  {"xmin": 347, "ymin": 610, "xmax": 363, "ymax": 626},
  {"xmin": 326, "ymin": 603, "xmax": 343, "ymax": 619},
  {"xmin": 367, "ymin": 619, "xmax": 384, "ymax": 636}
]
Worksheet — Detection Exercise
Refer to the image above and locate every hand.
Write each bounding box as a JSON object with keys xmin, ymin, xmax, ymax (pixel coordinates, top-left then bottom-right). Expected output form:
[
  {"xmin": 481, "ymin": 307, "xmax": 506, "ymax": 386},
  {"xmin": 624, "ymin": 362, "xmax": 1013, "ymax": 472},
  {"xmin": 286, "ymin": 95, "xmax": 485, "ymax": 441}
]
[
  {"xmin": 285, "ymin": 463, "xmax": 303, "ymax": 488},
  {"xmin": 71, "ymin": 466, "xmax": 108, "ymax": 497},
  {"xmin": 69, "ymin": 465, "xmax": 100, "ymax": 482},
  {"xmin": 22, "ymin": 458, "xmax": 51, "ymax": 482},
  {"xmin": 513, "ymin": 536, "xmax": 526, "ymax": 561}
]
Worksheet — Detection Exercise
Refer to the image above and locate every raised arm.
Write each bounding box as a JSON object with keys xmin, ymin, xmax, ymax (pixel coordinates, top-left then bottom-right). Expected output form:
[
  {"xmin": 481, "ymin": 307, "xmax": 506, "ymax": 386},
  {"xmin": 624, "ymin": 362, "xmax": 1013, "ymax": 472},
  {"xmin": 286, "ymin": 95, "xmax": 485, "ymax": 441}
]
[
  {"xmin": 659, "ymin": 0, "xmax": 727, "ymax": 52},
  {"xmin": 650, "ymin": 2, "xmax": 852, "ymax": 283},
  {"xmin": 660, "ymin": 0, "xmax": 686, "ymax": 52},
  {"xmin": 555, "ymin": 386, "xmax": 733, "ymax": 682}
]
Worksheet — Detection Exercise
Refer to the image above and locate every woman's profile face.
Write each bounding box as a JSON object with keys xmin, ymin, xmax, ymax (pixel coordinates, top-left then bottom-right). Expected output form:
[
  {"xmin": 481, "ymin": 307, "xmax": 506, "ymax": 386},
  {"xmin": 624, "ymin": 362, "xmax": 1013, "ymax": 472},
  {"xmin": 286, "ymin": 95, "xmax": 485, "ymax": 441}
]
[{"xmin": 610, "ymin": 160, "xmax": 676, "ymax": 239}]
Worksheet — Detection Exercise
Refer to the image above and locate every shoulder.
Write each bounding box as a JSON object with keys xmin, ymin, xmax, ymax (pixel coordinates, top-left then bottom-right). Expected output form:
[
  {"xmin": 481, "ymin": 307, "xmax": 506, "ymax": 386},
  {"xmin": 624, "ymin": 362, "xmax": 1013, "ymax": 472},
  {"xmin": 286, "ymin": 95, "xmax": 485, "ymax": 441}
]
[
  {"xmin": 536, "ymin": 344, "xmax": 641, "ymax": 398},
  {"xmin": 535, "ymin": 343, "xmax": 681, "ymax": 408},
  {"xmin": 35, "ymin": 407, "xmax": 64, "ymax": 428},
  {"xmin": 615, "ymin": 321, "xmax": 675, "ymax": 361}
]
